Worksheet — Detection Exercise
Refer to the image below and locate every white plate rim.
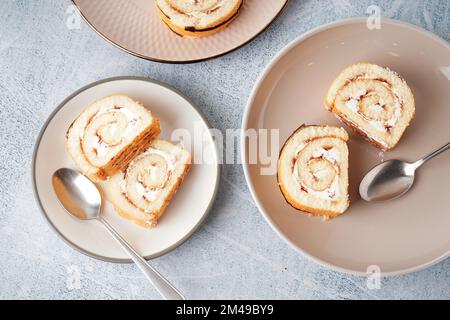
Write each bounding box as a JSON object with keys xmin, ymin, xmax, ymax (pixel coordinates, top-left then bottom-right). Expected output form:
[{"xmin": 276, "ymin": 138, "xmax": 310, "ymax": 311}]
[
  {"xmin": 240, "ymin": 17, "xmax": 450, "ymax": 277},
  {"xmin": 32, "ymin": 76, "xmax": 221, "ymax": 263}
]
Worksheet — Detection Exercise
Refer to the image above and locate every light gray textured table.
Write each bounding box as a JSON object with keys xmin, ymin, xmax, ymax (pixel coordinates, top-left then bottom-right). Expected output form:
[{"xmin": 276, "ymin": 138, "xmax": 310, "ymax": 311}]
[{"xmin": 1, "ymin": 0, "xmax": 449, "ymax": 300}]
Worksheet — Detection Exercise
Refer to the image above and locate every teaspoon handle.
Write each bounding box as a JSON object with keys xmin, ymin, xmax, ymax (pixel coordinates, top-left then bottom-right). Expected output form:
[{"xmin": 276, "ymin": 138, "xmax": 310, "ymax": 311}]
[
  {"xmin": 414, "ymin": 142, "xmax": 450, "ymax": 169},
  {"xmin": 99, "ymin": 218, "xmax": 185, "ymax": 300}
]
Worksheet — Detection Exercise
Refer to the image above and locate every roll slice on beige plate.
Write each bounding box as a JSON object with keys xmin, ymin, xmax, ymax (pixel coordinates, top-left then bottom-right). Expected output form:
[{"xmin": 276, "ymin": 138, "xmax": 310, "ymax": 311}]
[
  {"xmin": 242, "ymin": 18, "xmax": 450, "ymax": 275},
  {"xmin": 325, "ymin": 63, "xmax": 415, "ymax": 151},
  {"xmin": 107, "ymin": 140, "xmax": 192, "ymax": 228},
  {"xmin": 72, "ymin": 0, "xmax": 288, "ymax": 63},
  {"xmin": 278, "ymin": 125, "xmax": 349, "ymax": 219},
  {"xmin": 155, "ymin": 0, "xmax": 243, "ymax": 38},
  {"xmin": 33, "ymin": 77, "xmax": 220, "ymax": 262},
  {"xmin": 66, "ymin": 95, "xmax": 161, "ymax": 181}
]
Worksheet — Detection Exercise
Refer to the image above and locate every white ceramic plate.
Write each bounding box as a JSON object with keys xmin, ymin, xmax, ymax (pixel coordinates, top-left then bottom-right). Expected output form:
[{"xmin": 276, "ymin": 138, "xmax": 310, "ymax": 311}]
[
  {"xmin": 33, "ymin": 77, "xmax": 220, "ymax": 262},
  {"xmin": 242, "ymin": 18, "xmax": 450, "ymax": 276}
]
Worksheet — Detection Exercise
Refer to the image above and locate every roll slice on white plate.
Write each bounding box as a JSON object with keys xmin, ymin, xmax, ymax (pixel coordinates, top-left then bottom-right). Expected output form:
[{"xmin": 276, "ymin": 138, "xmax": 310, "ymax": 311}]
[
  {"xmin": 325, "ymin": 63, "xmax": 415, "ymax": 151},
  {"xmin": 106, "ymin": 140, "xmax": 191, "ymax": 228},
  {"xmin": 66, "ymin": 95, "xmax": 161, "ymax": 181},
  {"xmin": 155, "ymin": 0, "xmax": 243, "ymax": 38},
  {"xmin": 278, "ymin": 125, "xmax": 349, "ymax": 219}
]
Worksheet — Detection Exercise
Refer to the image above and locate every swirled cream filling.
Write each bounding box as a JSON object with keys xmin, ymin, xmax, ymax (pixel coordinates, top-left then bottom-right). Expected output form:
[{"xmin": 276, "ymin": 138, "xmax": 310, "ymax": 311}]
[
  {"xmin": 121, "ymin": 148, "xmax": 179, "ymax": 204},
  {"xmin": 293, "ymin": 143, "xmax": 341, "ymax": 200},
  {"xmin": 345, "ymin": 82, "xmax": 403, "ymax": 133},
  {"xmin": 87, "ymin": 107, "xmax": 139, "ymax": 157}
]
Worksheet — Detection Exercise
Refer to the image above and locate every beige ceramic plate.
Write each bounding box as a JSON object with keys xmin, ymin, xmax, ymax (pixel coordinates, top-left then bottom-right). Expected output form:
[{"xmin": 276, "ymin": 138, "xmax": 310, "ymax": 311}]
[
  {"xmin": 33, "ymin": 77, "xmax": 220, "ymax": 262},
  {"xmin": 73, "ymin": 0, "xmax": 288, "ymax": 63},
  {"xmin": 242, "ymin": 18, "xmax": 450, "ymax": 276}
]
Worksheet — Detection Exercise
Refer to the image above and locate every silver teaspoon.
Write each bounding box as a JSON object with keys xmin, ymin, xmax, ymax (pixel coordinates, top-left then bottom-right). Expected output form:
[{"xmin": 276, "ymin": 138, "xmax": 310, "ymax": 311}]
[
  {"xmin": 52, "ymin": 168, "xmax": 185, "ymax": 300},
  {"xmin": 360, "ymin": 142, "xmax": 450, "ymax": 202}
]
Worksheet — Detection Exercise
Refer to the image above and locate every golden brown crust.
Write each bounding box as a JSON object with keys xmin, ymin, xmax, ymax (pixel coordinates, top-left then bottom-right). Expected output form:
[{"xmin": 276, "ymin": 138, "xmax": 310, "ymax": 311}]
[
  {"xmin": 155, "ymin": 0, "xmax": 242, "ymax": 38},
  {"xmin": 152, "ymin": 161, "xmax": 191, "ymax": 225},
  {"xmin": 96, "ymin": 119, "xmax": 161, "ymax": 179}
]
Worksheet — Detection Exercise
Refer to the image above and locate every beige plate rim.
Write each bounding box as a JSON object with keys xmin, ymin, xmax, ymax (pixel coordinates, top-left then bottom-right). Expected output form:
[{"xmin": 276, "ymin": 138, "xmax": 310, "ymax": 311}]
[
  {"xmin": 241, "ymin": 17, "xmax": 450, "ymax": 277},
  {"xmin": 32, "ymin": 76, "xmax": 221, "ymax": 263},
  {"xmin": 72, "ymin": 0, "xmax": 289, "ymax": 64}
]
